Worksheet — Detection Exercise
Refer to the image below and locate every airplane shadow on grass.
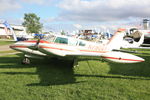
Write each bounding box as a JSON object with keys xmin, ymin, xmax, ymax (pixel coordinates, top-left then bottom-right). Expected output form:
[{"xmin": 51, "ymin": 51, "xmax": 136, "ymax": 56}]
[
  {"xmin": 107, "ymin": 54, "xmax": 150, "ymax": 77},
  {"xmin": 0, "ymin": 53, "xmax": 150, "ymax": 86},
  {"xmin": 27, "ymin": 59, "xmax": 78, "ymax": 86},
  {"xmin": 0, "ymin": 53, "xmax": 78, "ymax": 86},
  {"xmin": 78, "ymin": 55, "xmax": 150, "ymax": 78}
]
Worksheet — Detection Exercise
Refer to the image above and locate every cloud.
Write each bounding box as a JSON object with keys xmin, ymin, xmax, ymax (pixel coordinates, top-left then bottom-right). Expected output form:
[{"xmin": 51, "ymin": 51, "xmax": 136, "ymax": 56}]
[
  {"xmin": 21, "ymin": 0, "xmax": 46, "ymax": 5},
  {"xmin": 21, "ymin": 0, "xmax": 58, "ymax": 5},
  {"xmin": 58, "ymin": 0, "xmax": 150, "ymax": 22},
  {"xmin": 0, "ymin": 0, "xmax": 56, "ymax": 14},
  {"xmin": 41, "ymin": 17, "xmax": 56, "ymax": 24},
  {"xmin": 0, "ymin": 0, "xmax": 21, "ymax": 14}
]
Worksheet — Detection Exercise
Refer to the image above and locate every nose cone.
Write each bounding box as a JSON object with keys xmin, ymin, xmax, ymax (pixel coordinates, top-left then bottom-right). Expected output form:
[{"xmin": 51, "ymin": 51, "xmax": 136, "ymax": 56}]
[{"xmin": 9, "ymin": 43, "xmax": 17, "ymax": 49}]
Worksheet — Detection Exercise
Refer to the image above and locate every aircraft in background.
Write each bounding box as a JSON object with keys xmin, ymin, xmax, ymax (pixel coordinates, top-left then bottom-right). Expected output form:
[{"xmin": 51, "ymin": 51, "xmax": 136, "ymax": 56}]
[
  {"xmin": 3, "ymin": 21, "xmax": 17, "ymax": 41},
  {"xmin": 121, "ymin": 32, "xmax": 145, "ymax": 49},
  {"xmin": 10, "ymin": 28, "xmax": 145, "ymax": 67},
  {"xmin": 122, "ymin": 29, "xmax": 150, "ymax": 49},
  {"xmin": 99, "ymin": 29, "xmax": 150, "ymax": 50}
]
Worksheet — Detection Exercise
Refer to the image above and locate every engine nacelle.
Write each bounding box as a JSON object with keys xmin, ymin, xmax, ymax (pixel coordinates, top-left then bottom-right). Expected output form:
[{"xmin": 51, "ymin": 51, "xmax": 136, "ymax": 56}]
[{"xmin": 101, "ymin": 52, "xmax": 144, "ymax": 63}]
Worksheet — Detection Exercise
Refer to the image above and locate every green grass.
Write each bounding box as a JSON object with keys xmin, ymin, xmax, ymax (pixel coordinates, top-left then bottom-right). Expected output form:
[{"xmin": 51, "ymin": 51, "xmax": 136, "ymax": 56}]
[
  {"xmin": 0, "ymin": 50, "xmax": 17, "ymax": 54},
  {"xmin": 0, "ymin": 51, "xmax": 150, "ymax": 100},
  {"xmin": 0, "ymin": 40, "xmax": 16, "ymax": 46}
]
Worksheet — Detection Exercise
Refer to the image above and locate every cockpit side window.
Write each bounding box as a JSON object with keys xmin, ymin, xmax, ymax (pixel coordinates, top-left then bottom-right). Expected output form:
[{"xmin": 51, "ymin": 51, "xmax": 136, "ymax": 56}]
[
  {"xmin": 68, "ymin": 39, "xmax": 78, "ymax": 46},
  {"xmin": 54, "ymin": 37, "xmax": 68, "ymax": 44}
]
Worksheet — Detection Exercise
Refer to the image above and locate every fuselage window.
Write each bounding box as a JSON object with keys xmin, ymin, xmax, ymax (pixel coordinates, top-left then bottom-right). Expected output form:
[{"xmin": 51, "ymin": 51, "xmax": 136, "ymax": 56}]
[
  {"xmin": 79, "ymin": 41, "xmax": 86, "ymax": 46},
  {"xmin": 54, "ymin": 37, "xmax": 68, "ymax": 44}
]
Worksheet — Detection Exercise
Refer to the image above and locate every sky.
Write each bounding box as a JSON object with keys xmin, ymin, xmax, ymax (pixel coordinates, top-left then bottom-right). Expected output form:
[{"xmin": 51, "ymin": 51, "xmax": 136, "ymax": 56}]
[{"xmin": 0, "ymin": 0, "xmax": 150, "ymax": 32}]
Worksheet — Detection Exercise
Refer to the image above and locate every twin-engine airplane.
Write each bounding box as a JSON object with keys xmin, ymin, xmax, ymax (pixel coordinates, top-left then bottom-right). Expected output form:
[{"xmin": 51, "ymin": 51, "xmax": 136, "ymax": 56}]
[{"xmin": 10, "ymin": 28, "xmax": 145, "ymax": 67}]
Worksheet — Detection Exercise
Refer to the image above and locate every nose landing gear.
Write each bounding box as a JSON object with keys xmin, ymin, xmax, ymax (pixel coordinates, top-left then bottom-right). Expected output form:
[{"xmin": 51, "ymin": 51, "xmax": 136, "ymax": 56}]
[{"xmin": 22, "ymin": 58, "xmax": 30, "ymax": 64}]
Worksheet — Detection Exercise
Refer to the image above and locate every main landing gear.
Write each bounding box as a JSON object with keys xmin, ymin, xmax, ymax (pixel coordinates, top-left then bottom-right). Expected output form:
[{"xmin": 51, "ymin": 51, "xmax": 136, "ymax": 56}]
[
  {"xmin": 22, "ymin": 58, "xmax": 30, "ymax": 64},
  {"xmin": 71, "ymin": 58, "xmax": 79, "ymax": 68}
]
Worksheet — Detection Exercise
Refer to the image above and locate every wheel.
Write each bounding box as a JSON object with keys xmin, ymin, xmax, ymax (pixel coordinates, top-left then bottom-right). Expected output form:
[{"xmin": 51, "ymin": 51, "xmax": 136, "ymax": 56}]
[
  {"xmin": 22, "ymin": 58, "xmax": 30, "ymax": 64},
  {"xmin": 72, "ymin": 58, "xmax": 79, "ymax": 68}
]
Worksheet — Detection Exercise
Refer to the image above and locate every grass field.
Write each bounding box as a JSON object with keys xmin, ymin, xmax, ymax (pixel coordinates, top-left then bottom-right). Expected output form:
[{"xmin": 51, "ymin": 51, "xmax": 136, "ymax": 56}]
[
  {"xmin": 0, "ymin": 40, "xmax": 16, "ymax": 46},
  {"xmin": 0, "ymin": 50, "xmax": 150, "ymax": 100}
]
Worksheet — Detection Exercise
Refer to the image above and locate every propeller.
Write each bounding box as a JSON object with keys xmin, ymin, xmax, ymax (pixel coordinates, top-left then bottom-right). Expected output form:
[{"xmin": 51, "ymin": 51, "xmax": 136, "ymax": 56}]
[
  {"xmin": 28, "ymin": 39, "xmax": 40, "ymax": 50},
  {"xmin": 34, "ymin": 39, "xmax": 40, "ymax": 50}
]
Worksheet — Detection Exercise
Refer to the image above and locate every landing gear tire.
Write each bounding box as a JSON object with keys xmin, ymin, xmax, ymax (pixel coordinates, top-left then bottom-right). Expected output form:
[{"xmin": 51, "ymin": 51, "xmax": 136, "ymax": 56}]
[
  {"xmin": 72, "ymin": 58, "xmax": 79, "ymax": 68},
  {"xmin": 22, "ymin": 58, "xmax": 30, "ymax": 64}
]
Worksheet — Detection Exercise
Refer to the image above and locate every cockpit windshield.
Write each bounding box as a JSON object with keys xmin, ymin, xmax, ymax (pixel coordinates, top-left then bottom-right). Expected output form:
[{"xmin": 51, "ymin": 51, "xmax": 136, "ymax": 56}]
[{"xmin": 43, "ymin": 35, "xmax": 56, "ymax": 42}]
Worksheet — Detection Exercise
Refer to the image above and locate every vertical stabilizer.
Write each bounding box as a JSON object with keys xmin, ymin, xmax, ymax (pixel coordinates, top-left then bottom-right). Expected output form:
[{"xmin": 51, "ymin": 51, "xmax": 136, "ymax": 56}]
[{"xmin": 106, "ymin": 28, "xmax": 126, "ymax": 51}]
